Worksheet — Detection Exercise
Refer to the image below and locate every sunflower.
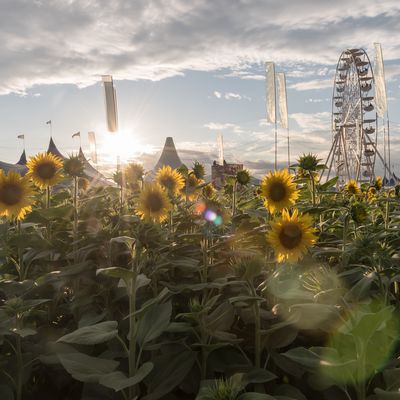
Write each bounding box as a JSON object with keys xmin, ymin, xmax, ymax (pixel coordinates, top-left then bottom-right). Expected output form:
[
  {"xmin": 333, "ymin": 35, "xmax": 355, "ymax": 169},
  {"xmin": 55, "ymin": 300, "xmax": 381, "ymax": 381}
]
[
  {"xmin": 0, "ymin": 170, "xmax": 33, "ymax": 220},
  {"xmin": 136, "ymin": 183, "xmax": 172, "ymax": 223},
  {"xmin": 156, "ymin": 165, "xmax": 185, "ymax": 196},
  {"xmin": 374, "ymin": 176, "xmax": 383, "ymax": 190},
  {"xmin": 27, "ymin": 152, "xmax": 63, "ymax": 188},
  {"xmin": 367, "ymin": 186, "xmax": 377, "ymax": 202},
  {"xmin": 236, "ymin": 169, "xmax": 251, "ymax": 185},
  {"xmin": 260, "ymin": 169, "xmax": 299, "ymax": 213},
  {"xmin": 63, "ymin": 155, "xmax": 85, "ymax": 178},
  {"xmin": 182, "ymin": 172, "xmax": 203, "ymax": 201},
  {"xmin": 267, "ymin": 209, "xmax": 316, "ymax": 263},
  {"xmin": 345, "ymin": 179, "xmax": 360, "ymax": 195}
]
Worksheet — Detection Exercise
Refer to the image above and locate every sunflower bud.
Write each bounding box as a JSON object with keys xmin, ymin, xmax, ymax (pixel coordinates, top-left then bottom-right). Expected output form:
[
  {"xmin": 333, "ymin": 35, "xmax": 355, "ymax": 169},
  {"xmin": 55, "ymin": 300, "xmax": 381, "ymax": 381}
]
[
  {"xmin": 63, "ymin": 155, "xmax": 85, "ymax": 178},
  {"xmin": 297, "ymin": 153, "xmax": 320, "ymax": 172},
  {"xmin": 236, "ymin": 169, "xmax": 251, "ymax": 185},
  {"xmin": 192, "ymin": 161, "xmax": 205, "ymax": 179}
]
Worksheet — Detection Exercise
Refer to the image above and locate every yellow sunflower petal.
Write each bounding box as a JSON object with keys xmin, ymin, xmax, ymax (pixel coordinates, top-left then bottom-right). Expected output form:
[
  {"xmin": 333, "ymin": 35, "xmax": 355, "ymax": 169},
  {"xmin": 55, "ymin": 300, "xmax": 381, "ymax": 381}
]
[
  {"xmin": 0, "ymin": 170, "xmax": 34, "ymax": 221},
  {"xmin": 27, "ymin": 152, "xmax": 63, "ymax": 188},
  {"xmin": 136, "ymin": 183, "xmax": 172, "ymax": 223},
  {"xmin": 267, "ymin": 208, "xmax": 316, "ymax": 264},
  {"xmin": 260, "ymin": 169, "xmax": 299, "ymax": 213},
  {"xmin": 156, "ymin": 166, "xmax": 185, "ymax": 196}
]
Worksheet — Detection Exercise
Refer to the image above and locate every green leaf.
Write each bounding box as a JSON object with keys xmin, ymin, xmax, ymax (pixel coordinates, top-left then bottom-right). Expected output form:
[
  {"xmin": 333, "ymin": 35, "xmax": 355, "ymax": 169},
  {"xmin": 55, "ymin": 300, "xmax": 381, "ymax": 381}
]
[
  {"xmin": 57, "ymin": 321, "xmax": 118, "ymax": 345},
  {"xmin": 238, "ymin": 394, "xmax": 276, "ymax": 400},
  {"xmin": 241, "ymin": 368, "xmax": 277, "ymax": 385},
  {"xmin": 58, "ymin": 352, "xmax": 119, "ymax": 383},
  {"xmin": 99, "ymin": 362, "xmax": 153, "ymax": 391},
  {"xmin": 0, "ymin": 384, "xmax": 14, "ymax": 400},
  {"xmin": 143, "ymin": 350, "xmax": 196, "ymax": 400},
  {"xmin": 96, "ymin": 267, "xmax": 134, "ymax": 284},
  {"xmin": 137, "ymin": 302, "xmax": 172, "ymax": 346},
  {"xmin": 374, "ymin": 388, "xmax": 400, "ymax": 399},
  {"xmin": 282, "ymin": 347, "xmax": 321, "ymax": 370}
]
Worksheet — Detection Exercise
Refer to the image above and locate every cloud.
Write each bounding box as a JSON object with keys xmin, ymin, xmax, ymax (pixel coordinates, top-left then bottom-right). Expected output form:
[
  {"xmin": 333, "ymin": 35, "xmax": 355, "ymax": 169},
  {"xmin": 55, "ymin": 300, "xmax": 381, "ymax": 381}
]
[
  {"xmin": 289, "ymin": 79, "xmax": 333, "ymax": 91},
  {"xmin": 2, "ymin": 0, "xmax": 400, "ymax": 93},
  {"xmin": 213, "ymin": 91, "xmax": 251, "ymax": 100},
  {"xmin": 213, "ymin": 90, "xmax": 222, "ymax": 98},
  {"xmin": 290, "ymin": 111, "xmax": 331, "ymax": 131},
  {"xmin": 204, "ymin": 122, "xmax": 244, "ymax": 133}
]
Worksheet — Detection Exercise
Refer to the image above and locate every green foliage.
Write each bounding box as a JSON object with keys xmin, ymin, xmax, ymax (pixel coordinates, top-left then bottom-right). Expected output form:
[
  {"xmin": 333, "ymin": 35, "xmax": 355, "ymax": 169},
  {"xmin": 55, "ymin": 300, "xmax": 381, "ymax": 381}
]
[{"xmin": 1, "ymin": 161, "xmax": 400, "ymax": 400}]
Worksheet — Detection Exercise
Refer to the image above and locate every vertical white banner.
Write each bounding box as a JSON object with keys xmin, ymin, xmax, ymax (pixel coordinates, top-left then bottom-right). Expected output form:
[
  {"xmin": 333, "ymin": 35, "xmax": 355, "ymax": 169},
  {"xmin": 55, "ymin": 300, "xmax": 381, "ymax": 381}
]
[
  {"xmin": 88, "ymin": 131, "xmax": 97, "ymax": 164},
  {"xmin": 102, "ymin": 75, "xmax": 119, "ymax": 133},
  {"xmin": 277, "ymin": 72, "xmax": 288, "ymax": 129},
  {"xmin": 265, "ymin": 62, "xmax": 276, "ymax": 124},
  {"xmin": 374, "ymin": 43, "xmax": 387, "ymax": 118},
  {"xmin": 217, "ymin": 133, "xmax": 224, "ymax": 165}
]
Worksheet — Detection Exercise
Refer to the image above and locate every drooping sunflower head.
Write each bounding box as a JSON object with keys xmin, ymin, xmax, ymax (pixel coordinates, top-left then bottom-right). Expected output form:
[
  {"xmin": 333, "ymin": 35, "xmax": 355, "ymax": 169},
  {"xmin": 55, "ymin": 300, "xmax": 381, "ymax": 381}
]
[
  {"xmin": 367, "ymin": 186, "xmax": 377, "ymax": 202},
  {"xmin": 345, "ymin": 179, "xmax": 360, "ymax": 195},
  {"xmin": 202, "ymin": 183, "xmax": 215, "ymax": 199},
  {"xmin": 78, "ymin": 177, "xmax": 90, "ymax": 191},
  {"xmin": 27, "ymin": 152, "xmax": 63, "ymax": 188},
  {"xmin": 350, "ymin": 202, "xmax": 368, "ymax": 224},
  {"xmin": 260, "ymin": 169, "xmax": 299, "ymax": 214},
  {"xmin": 395, "ymin": 184, "xmax": 400, "ymax": 198},
  {"xmin": 136, "ymin": 183, "xmax": 172, "ymax": 223},
  {"xmin": 267, "ymin": 209, "xmax": 316, "ymax": 263},
  {"xmin": 155, "ymin": 165, "xmax": 185, "ymax": 196},
  {"xmin": 181, "ymin": 172, "xmax": 203, "ymax": 201},
  {"xmin": 0, "ymin": 170, "xmax": 33, "ymax": 221},
  {"xmin": 374, "ymin": 176, "xmax": 383, "ymax": 190},
  {"xmin": 124, "ymin": 162, "xmax": 145, "ymax": 191},
  {"xmin": 236, "ymin": 169, "xmax": 251, "ymax": 186},
  {"xmin": 113, "ymin": 170, "xmax": 123, "ymax": 186},
  {"xmin": 63, "ymin": 155, "xmax": 85, "ymax": 178}
]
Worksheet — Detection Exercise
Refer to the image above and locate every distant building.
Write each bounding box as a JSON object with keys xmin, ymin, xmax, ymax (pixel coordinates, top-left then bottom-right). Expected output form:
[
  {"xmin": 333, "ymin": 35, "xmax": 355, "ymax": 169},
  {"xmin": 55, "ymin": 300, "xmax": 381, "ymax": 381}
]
[
  {"xmin": 154, "ymin": 137, "xmax": 183, "ymax": 171},
  {"xmin": 211, "ymin": 160, "xmax": 243, "ymax": 188}
]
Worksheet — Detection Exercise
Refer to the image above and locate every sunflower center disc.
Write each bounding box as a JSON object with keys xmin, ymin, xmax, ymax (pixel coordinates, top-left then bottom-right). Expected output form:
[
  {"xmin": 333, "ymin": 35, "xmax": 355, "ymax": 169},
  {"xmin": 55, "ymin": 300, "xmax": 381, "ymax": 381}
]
[
  {"xmin": 279, "ymin": 223, "xmax": 302, "ymax": 249},
  {"xmin": 269, "ymin": 182, "xmax": 286, "ymax": 202},
  {"xmin": 147, "ymin": 193, "xmax": 164, "ymax": 212},
  {"xmin": 0, "ymin": 183, "xmax": 23, "ymax": 205},
  {"xmin": 161, "ymin": 177, "xmax": 174, "ymax": 191},
  {"xmin": 37, "ymin": 163, "xmax": 57, "ymax": 180}
]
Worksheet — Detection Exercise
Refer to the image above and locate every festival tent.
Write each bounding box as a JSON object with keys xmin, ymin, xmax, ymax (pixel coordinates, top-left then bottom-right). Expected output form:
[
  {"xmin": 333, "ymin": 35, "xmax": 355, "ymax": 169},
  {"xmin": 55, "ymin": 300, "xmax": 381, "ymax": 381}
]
[{"xmin": 154, "ymin": 137, "xmax": 183, "ymax": 171}]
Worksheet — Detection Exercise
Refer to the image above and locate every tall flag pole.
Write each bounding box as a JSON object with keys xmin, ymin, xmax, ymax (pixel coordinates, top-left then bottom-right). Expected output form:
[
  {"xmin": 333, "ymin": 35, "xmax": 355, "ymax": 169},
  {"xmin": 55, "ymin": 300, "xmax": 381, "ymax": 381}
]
[
  {"xmin": 17, "ymin": 134, "xmax": 25, "ymax": 150},
  {"xmin": 277, "ymin": 72, "xmax": 290, "ymax": 169},
  {"xmin": 72, "ymin": 131, "xmax": 81, "ymax": 148},
  {"xmin": 46, "ymin": 120, "xmax": 52, "ymax": 137},
  {"xmin": 217, "ymin": 133, "xmax": 224, "ymax": 165},
  {"xmin": 266, "ymin": 62, "xmax": 277, "ymax": 170},
  {"xmin": 374, "ymin": 43, "xmax": 390, "ymax": 177},
  {"xmin": 88, "ymin": 131, "xmax": 98, "ymax": 165}
]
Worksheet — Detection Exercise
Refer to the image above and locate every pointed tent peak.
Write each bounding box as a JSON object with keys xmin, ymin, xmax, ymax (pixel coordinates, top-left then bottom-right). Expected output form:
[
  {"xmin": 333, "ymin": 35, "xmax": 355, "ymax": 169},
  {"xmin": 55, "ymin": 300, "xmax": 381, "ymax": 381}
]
[
  {"xmin": 47, "ymin": 137, "xmax": 65, "ymax": 160},
  {"xmin": 154, "ymin": 136, "xmax": 182, "ymax": 171},
  {"xmin": 16, "ymin": 150, "xmax": 27, "ymax": 165},
  {"xmin": 78, "ymin": 146, "xmax": 86, "ymax": 160}
]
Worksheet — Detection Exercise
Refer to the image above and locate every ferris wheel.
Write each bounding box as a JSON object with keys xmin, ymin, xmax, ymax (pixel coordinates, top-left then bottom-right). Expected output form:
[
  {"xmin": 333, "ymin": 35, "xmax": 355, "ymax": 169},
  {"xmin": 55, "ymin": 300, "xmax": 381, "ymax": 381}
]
[{"xmin": 324, "ymin": 48, "xmax": 390, "ymax": 185}]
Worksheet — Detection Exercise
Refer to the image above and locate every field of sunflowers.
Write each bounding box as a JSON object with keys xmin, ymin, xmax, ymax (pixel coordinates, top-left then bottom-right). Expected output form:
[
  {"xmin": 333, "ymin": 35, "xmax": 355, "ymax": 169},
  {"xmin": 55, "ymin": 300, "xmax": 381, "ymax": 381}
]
[{"xmin": 1, "ymin": 151, "xmax": 400, "ymax": 400}]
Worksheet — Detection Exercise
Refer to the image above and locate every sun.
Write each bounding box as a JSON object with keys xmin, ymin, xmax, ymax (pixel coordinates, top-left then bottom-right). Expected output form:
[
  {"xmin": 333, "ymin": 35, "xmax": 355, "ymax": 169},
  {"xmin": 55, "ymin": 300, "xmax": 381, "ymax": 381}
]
[{"xmin": 98, "ymin": 129, "xmax": 149, "ymax": 164}]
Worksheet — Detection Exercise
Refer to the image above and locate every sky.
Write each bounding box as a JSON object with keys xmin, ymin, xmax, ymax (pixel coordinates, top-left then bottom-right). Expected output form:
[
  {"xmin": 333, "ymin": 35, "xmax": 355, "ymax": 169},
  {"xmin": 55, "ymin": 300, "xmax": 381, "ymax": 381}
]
[{"xmin": 1, "ymin": 0, "xmax": 400, "ymax": 176}]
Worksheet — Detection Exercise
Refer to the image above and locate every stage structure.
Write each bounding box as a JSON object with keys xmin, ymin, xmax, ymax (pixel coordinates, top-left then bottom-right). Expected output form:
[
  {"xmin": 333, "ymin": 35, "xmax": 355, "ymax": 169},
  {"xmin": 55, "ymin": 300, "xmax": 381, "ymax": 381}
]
[{"xmin": 324, "ymin": 48, "xmax": 391, "ymax": 185}]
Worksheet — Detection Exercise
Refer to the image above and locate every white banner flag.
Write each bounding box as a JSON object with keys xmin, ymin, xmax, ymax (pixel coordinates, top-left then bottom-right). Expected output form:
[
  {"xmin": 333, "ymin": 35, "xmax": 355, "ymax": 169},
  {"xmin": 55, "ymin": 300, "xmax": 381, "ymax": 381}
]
[
  {"xmin": 277, "ymin": 72, "xmax": 288, "ymax": 129},
  {"xmin": 88, "ymin": 131, "xmax": 97, "ymax": 164},
  {"xmin": 265, "ymin": 62, "xmax": 276, "ymax": 124},
  {"xmin": 374, "ymin": 43, "xmax": 387, "ymax": 118},
  {"xmin": 102, "ymin": 75, "xmax": 119, "ymax": 133}
]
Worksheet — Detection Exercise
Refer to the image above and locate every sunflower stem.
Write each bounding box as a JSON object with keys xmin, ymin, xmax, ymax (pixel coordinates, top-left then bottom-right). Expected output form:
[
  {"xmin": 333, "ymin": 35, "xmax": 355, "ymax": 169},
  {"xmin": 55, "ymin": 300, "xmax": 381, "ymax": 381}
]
[
  {"xmin": 309, "ymin": 171, "xmax": 316, "ymax": 206},
  {"xmin": 128, "ymin": 243, "xmax": 141, "ymax": 399},
  {"xmin": 73, "ymin": 176, "xmax": 78, "ymax": 264},
  {"xmin": 232, "ymin": 180, "xmax": 237, "ymax": 216}
]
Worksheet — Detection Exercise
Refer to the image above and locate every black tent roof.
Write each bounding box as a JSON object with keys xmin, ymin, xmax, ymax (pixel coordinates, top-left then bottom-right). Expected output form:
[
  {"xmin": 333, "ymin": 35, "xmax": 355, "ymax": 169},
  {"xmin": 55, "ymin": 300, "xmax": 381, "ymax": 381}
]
[
  {"xmin": 47, "ymin": 137, "xmax": 65, "ymax": 160},
  {"xmin": 16, "ymin": 150, "xmax": 27, "ymax": 165},
  {"xmin": 154, "ymin": 137, "xmax": 182, "ymax": 171}
]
